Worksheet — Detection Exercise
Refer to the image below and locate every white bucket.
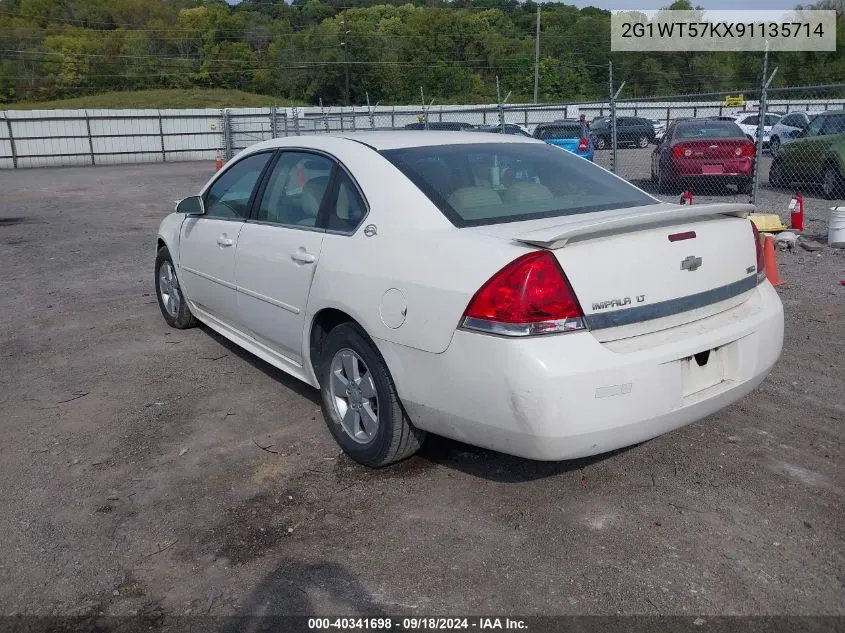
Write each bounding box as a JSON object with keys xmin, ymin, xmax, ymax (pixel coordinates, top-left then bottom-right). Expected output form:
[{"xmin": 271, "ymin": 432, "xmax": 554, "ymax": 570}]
[{"xmin": 830, "ymin": 207, "xmax": 845, "ymax": 248}]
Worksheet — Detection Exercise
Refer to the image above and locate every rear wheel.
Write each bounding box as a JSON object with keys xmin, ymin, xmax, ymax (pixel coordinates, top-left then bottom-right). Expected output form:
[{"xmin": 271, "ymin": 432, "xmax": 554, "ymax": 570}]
[
  {"xmin": 822, "ymin": 162, "xmax": 844, "ymax": 200},
  {"xmin": 657, "ymin": 169, "xmax": 675, "ymax": 195},
  {"xmin": 736, "ymin": 178, "xmax": 753, "ymax": 195},
  {"xmin": 594, "ymin": 136, "xmax": 607, "ymax": 150},
  {"xmin": 155, "ymin": 247, "xmax": 197, "ymax": 329},
  {"xmin": 637, "ymin": 135, "xmax": 649, "ymax": 148},
  {"xmin": 769, "ymin": 159, "xmax": 787, "ymax": 189},
  {"xmin": 318, "ymin": 323, "xmax": 425, "ymax": 467}
]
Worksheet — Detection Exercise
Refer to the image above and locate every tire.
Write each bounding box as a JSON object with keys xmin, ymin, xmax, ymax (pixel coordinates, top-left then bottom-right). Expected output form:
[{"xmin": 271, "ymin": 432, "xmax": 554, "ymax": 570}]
[
  {"xmin": 637, "ymin": 135, "xmax": 649, "ymax": 148},
  {"xmin": 657, "ymin": 169, "xmax": 675, "ymax": 195},
  {"xmin": 318, "ymin": 323, "xmax": 425, "ymax": 467},
  {"xmin": 155, "ymin": 246, "xmax": 197, "ymax": 329},
  {"xmin": 770, "ymin": 136, "xmax": 780, "ymax": 157},
  {"xmin": 594, "ymin": 136, "xmax": 607, "ymax": 150},
  {"xmin": 821, "ymin": 162, "xmax": 844, "ymax": 200},
  {"xmin": 768, "ymin": 159, "xmax": 787, "ymax": 189}
]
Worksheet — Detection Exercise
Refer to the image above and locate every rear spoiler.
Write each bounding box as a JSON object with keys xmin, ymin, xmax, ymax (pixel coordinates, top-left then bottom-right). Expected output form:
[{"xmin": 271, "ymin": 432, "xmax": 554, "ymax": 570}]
[{"xmin": 513, "ymin": 203, "xmax": 754, "ymax": 250}]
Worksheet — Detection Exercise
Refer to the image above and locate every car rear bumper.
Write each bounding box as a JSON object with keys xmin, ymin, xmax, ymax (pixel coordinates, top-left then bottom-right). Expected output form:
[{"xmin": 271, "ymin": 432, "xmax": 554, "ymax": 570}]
[
  {"xmin": 377, "ymin": 282, "xmax": 783, "ymax": 461},
  {"xmin": 671, "ymin": 158, "xmax": 754, "ymax": 177}
]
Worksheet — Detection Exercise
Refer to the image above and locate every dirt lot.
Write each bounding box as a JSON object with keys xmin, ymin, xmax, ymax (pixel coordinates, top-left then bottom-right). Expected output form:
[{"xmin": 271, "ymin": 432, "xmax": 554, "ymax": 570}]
[{"xmin": 0, "ymin": 160, "xmax": 843, "ymax": 620}]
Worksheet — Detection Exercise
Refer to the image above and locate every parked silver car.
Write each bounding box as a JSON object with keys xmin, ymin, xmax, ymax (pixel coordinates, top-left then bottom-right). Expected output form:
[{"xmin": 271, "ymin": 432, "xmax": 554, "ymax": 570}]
[{"xmin": 769, "ymin": 111, "xmax": 816, "ymax": 157}]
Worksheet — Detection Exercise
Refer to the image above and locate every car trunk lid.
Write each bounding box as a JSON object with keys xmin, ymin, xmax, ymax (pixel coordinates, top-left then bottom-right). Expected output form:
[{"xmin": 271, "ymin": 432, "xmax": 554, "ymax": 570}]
[
  {"xmin": 467, "ymin": 202, "xmax": 759, "ymax": 343},
  {"xmin": 673, "ymin": 138, "xmax": 752, "ymax": 160}
]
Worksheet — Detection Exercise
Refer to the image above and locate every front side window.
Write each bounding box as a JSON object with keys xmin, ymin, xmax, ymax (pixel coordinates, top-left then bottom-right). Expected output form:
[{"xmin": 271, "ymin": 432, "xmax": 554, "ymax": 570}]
[
  {"xmin": 204, "ymin": 152, "xmax": 273, "ymax": 219},
  {"xmin": 779, "ymin": 114, "xmax": 798, "ymax": 128},
  {"xmin": 740, "ymin": 115, "xmax": 759, "ymax": 126},
  {"xmin": 254, "ymin": 152, "xmax": 334, "ymax": 228},
  {"xmin": 381, "ymin": 142, "xmax": 657, "ymax": 227}
]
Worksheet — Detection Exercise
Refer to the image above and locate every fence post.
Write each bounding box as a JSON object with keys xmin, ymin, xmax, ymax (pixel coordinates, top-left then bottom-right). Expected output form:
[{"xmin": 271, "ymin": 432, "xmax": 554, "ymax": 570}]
[
  {"xmin": 222, "ymin": 109, "xmax": 233, "ymax": 160},
  {"xmin": 293, "ymin": 107, "xmax": 300, "ymax": 135},
  {"xmin": 270, "ymin": 106, "xmax": 278, "ymax": 138},
  {"xmin": 609, "ymin": 62, "xmax": 616, "ymax": 174},
  {"xmin": 753, "ymin": 62, "xmax": 778, "ymax": 205},
  {"xmin": 158, "ymin": 111, "xmax": 166, "ymax": 162},
  {"xmin": 84, "ymin": 110, "xmax": 95, "ymax": 166},
  {"xmin": 4, "ymin": 116, "xmax": 17, "ymax": 168}
]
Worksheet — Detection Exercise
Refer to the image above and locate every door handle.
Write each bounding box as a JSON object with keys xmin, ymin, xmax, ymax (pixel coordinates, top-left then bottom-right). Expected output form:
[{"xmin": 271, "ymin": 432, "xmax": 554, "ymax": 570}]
[
  {"xmin": 291, "ymin": 250, "xmax": 316, "ymax": 264},
  {"xmin": 217, "ymin": 235, "xmax": 233, "ymax": 248}
]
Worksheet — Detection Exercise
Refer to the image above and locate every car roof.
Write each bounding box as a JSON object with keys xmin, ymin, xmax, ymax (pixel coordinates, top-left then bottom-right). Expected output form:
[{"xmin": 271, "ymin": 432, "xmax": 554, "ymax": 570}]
[{"xmin": 242, "ymin": 131, "xmax": 544, "ymax": 153}]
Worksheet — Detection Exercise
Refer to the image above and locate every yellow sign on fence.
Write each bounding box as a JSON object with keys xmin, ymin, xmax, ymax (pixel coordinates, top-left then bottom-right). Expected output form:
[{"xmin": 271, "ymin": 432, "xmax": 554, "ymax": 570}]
[{"xmin": 723, "ymin": 95, "xmax": 745, "ymax": 107}]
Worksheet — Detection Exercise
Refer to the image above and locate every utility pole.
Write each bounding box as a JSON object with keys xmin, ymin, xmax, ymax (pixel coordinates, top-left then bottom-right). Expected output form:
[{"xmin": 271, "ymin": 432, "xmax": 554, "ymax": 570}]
[
  {"xmin": 533, "ymin": 5, "xmax": 541, "ymax": 104},
  {"xmin": 343, "ymin": 11, "xmax": 350, "ymax": 106}
]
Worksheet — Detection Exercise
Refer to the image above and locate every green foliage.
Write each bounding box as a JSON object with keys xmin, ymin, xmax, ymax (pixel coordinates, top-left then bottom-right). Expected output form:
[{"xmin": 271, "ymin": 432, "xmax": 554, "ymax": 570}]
[
  {"xmin": 4, "ymin": 88, "xmax": 304, "ymax": 109},
  {"xmin": 0, "ymin": 0, "xmax": 842, "ymax": 107}
]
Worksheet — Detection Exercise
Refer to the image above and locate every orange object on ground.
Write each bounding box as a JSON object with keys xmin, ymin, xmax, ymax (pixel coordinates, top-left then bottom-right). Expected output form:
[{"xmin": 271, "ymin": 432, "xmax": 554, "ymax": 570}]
[
  {"xmin": 214, "ymin": 149, "xmax": 223, "ymax": 172},
  {"xmin": 763, "ymin": 235, "xmax": 785, "ymax": 286}
]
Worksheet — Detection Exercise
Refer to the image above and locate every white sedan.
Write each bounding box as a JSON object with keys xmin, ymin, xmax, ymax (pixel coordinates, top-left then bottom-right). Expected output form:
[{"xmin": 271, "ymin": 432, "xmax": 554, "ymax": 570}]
[{"xmin": 155, "ymin": 132, "xmax": 784, "ymax": 467}]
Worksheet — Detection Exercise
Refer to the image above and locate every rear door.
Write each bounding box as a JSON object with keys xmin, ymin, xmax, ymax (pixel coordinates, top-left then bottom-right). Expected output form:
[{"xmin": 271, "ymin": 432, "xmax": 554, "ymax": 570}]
[
  {"xmin": 179, "ymin": 151, "xmax": 273, "ymax": 325},
  {"xmin": 233, "ymin": 151, "xmax": 336, "ymax": 363},
  {"xmin": 787, "ymin": 115, "xmax": 826, "ymax": 179},
  {"xmin": 814, "ymin": 114, "xmax": 845, "ymax": 177}
]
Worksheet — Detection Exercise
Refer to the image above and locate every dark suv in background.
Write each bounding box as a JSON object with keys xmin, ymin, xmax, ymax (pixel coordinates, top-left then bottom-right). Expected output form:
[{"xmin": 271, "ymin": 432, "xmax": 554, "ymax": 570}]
[{"xmin": 590, "ymin": 116, "xmax": 656, "ymax": 150}]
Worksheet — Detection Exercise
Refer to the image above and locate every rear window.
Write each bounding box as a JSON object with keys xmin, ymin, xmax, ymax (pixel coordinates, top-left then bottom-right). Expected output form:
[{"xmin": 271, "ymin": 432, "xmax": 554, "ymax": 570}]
[
  {"xmin": 675, "ymin": 121, "xmax": 744, "ymax": 139},
  {"xmin": 380, "ymin": 142, "xmax": 657, "ymax": 227},
  {"xmin": 535, "ymin": 124, "xmax": 581, "ymax": 140}
]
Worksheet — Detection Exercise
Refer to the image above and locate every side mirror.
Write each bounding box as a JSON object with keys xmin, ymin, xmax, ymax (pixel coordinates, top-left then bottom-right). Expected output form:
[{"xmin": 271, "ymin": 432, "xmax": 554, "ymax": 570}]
[{"xmin": 176, "ymin": 195, "xmax": 205, "ymax": 215}]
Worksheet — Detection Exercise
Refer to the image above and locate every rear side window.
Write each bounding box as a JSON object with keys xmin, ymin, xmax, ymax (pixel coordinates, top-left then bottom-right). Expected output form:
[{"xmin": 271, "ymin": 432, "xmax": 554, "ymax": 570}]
[
  {"xmin": 327, "ymin": 171, "xmax": 367, "ymax": 233},
  {"xmin": 675, "ymin": 121, "xmax": 744, "ymax": 139},
  {"xmin": 254, "ymin": 152, "xmax": 334, "ymax": 228},
  {"xmin": 536, "ymin": 125, "xmax": 580, "ymax": 140},
  {"xmin": 821, "ymin": 114, "xmax": 845, "ymax": 135},
  {"xmin": 380, "ymin": 142, "xmax": 656, "ymax": 227}
]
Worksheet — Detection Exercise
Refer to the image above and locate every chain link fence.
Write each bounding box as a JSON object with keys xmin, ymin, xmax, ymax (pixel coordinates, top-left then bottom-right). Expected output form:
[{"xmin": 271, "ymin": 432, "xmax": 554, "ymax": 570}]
[{"xmin": 2, "ymin": 84, "xmax": 843, "ymax": 221}]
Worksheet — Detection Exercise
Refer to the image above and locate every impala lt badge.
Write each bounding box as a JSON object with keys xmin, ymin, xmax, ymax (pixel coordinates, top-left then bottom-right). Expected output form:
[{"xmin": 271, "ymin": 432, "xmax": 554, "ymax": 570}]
[{"xmin": 681, "ymin": 255, "xmax": 703, "ymax": 271}]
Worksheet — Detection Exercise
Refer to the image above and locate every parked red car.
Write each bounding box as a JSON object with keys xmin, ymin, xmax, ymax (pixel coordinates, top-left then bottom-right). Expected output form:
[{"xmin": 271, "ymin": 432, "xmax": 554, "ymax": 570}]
[{"xmin": 651, "ymin": 119, "xmax": 756, "ymax": 194}]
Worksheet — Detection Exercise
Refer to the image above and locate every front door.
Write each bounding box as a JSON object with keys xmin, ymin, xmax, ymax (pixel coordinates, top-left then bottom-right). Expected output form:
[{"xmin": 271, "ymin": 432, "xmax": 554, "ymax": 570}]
[
  {"xmin": 234, "ymin": 151, "xmax": 335, "ymax": 364},
  {"xmin": 179, "ymin": 151, "xmax": 273, "ymax": 324}
]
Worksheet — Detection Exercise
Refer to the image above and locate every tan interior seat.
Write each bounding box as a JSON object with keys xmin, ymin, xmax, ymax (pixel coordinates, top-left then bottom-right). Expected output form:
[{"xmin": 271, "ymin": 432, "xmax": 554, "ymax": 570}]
[
  {"xmin": 300, "ymin": 176, "xmax": 329, "ymax": 226},
  {"xmin": 501, "ymin": 181, "xmax": 554, "ymax": 205},
  {"xmin": 447, "ymin": 187, "xmax": 502, "ymax": 217}
]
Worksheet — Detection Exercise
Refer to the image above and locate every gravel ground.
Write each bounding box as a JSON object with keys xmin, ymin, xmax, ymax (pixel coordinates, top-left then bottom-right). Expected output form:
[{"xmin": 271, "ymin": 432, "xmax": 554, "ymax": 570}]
[{"xmin": 0, "ymin": 161, "xmax": 843, "ymax": 620}]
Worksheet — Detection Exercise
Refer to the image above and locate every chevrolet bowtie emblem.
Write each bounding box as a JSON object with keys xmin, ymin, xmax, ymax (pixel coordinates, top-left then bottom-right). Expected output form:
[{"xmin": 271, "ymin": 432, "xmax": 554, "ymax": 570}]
[{"xmin": 681, "ymin": 255, "xmax": 703, "ymax": 271}]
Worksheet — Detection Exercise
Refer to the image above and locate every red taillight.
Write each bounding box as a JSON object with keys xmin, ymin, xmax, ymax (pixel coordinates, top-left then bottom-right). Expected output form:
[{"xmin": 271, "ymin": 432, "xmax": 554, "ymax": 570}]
[
  {"xmin": 672, "ymin": 144, "xmax": 690, "ymax": 159},
  {"xmin": 740, "ymin": 142, "xmax": 755, "ymax": 158},
  {"xmin": 462, "ymin": 251, "xmax": 585, "ymax": 336},
  {"xmin": 578, "ymin": 138, "xmax": 589, "ymax": 152},
  {"xmin": 751, "ymin": 221, "xmax": 765, "ymax": 283}
]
